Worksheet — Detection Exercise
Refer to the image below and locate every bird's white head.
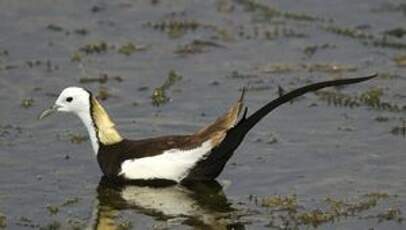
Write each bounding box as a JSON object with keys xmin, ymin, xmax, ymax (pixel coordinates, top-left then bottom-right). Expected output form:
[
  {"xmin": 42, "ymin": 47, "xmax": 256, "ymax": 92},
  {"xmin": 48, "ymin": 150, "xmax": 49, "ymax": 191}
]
[
  {"xmin": 39, "ymin": 86, "xmax": 122, "ymax": 154},
  {"xmin": 54, "ymin": 87, "xmax": 91, "ymax": 114}
]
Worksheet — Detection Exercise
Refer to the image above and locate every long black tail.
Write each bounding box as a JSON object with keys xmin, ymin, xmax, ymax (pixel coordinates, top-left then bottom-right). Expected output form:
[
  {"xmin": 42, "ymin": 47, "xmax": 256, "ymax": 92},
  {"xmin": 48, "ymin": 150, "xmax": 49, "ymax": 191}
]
[
  {"xmin": 237, "ymin": 74, "xmax": 377, "ymax": 134},
  {"xmin": 182, "ymin": 74, "xmax": 377, "ymax": 182}
]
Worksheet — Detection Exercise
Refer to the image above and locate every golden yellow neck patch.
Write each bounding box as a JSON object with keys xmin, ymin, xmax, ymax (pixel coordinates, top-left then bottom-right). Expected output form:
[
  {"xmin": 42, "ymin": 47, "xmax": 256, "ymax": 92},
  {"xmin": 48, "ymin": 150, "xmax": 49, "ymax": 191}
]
[{"xmin": 91, "ymin": 97, "xmax": 123, "ymax": 145}]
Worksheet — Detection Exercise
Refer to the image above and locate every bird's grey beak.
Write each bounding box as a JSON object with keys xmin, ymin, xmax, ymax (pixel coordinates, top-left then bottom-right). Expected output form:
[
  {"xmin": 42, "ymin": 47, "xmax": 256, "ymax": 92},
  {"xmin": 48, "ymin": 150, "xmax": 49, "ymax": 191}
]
[{"xmin": 38, "ymin": 105, "xmax": 61, "ymax": 120}]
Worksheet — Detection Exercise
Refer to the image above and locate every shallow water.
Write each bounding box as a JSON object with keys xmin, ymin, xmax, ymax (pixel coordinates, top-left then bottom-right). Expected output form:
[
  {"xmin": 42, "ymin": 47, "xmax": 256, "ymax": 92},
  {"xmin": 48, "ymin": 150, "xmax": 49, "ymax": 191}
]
[{"xmin": 0, "ymin": 0, "xmax": 406, "ymax": 229}]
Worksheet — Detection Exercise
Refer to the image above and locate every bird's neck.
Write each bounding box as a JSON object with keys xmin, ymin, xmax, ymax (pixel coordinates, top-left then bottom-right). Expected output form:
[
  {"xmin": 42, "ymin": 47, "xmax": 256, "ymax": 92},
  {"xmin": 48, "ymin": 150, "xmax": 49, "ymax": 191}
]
[{"xmin": 77, "ymin": 97, "xmax": 123, "ymax": 154}]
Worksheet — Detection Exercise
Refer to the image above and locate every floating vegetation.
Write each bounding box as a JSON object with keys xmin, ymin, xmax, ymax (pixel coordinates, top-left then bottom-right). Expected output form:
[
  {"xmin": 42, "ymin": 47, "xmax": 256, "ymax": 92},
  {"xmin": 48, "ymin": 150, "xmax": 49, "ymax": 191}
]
[
  {"xmin": 175, "ymin": 40, "xmax": 224, "ymax": 56},
  {"xmin": 57, "ymin": 131, "xmax": 88, "ymax": 144},
  {"xmin": 151, "ymin": 70, "xmax": 182, "ymax": 106},
  {"xmin": 16, "ymin": 216, "xmax": 38, "ymax": 228},
  {"xmin": 21, "ymin": 98, "xmax": 34, "ymax": 108},
  {"xmin": 258, "ymin": 63, "xmax": 296, "ymax": 73},
  {"xmin": 97, "ymin": 86, "xmax": 112, "ymax": 101},
  {"xmin": 73, "ymin": 41, "xmax": 146, "ymax": 61},
  {"xmin": 25, "ymin": 59, "xmax": 59, "ymax": 72},
  {"xmin": 47, "ymin": 24, "xmax": 89, "ymax": 36},
  {"xmin": 26, "ymin": 60, "xmax": 42, "ymax": 68},
  {"xmin": 46, "ymin": 198, "xmax": 81, "ymax": 217},
  {"xmin": 391, "ymin": 121, "xmax": 406, "ymax": 137},
  {"xmin": 145, "ymin": 16, "xmax": 227, "ymax": 39},
  {"xmin": 0, "ymin": 213, "xmax": 5, "ymax": 229},
  {"xmin": 227, "ymin": 70, "xmax": 258, "ymax": 79},
  {"xmin": 378, "ymin": 72, "xmax": 403, "ymax": 80},
  {"xmin": 117, "ymin": 220, "xmax": 133, "ymax": 230},
  {"xmin": 70, "ymin": 51, "xmax": 82, "ymax": 62},
  {"xmin": 66, "ymin": 218, "xmax": 86, "ymax": 230},
  {"xmin": 324, "ymin": 24, "xmax": 406, "ymax": 50},
  {"xmin": 257, "ymin": 192, "xmax": 400, "ymax": 228},
  {"xmin": 118, "ymin": 42, "xmax": 147, "ymax": 56},
  {"xmin": 384, "ymin": 28, "xmax": 406, "ymax": 38},
  {"xmin": 303, "ymin": 43, "xmax": 337, "ymax": 57},
  {"xmin": 145, "ymin": 19, "xmax": 201, "ymax": 38},
  {"xmin": 0, "ymin": 124, "xmax": 23, "ymax": 146},
  {"xmin": 39, "ymin": 221, "xmax": 61, "ymax": 230},
  {"xmin": 258, "ymin": 62, "xmax": 357, "ymax": 74},
  {"xmin": 61, "ymin": 197, "xmax": 80, "ymax": 207},
  {"xmin": 91, "ymin": 4, "xmax": 105, "ymax": 13},
  {"xmin": 303, "ymin": 63, "xmax": 357, "ymax": 73},
  {"xmin": 68, "ymin": 133, "xmax": 88, "ymax": 144},
  {"xmin": 73, "ymin": 28, "xmax": 89, "ymax": 36},
  {"xmin": 264, "ymin": 27, "xmax": 307, "ymax": 40},
  {"xmin": 371, "ymin": 38, "xmax": 406, "ymax": 50},
  {"xmin": 217, "ymin": 0, "xmax": 234, "ymax": 13},
  {"xmin": 371, "ymin": 3, "xmax": 406, "ymax": 14},
  {"xmin": 79, "ymin": 41, "xmax": 108, "ymax": 54},
  {"xmin": 323, "ymin": 25, "xmax": 374, "ymax": 40},
  {"xmin": 0, "ymin": 64, "xmax": 18, "ymax": 71},
  {"xmin": 261, "ymin": 194, "xmax": 298, "ymax": 212},
  {"xmin": 394, "ymin": 54, "xmax": 406, "ymax": 67},
  {"xmin": 47, "ymin": 24, "xmax": 64, "ymax": 32},
  {"xmin": 316, "ymin": 87, "xmax": 406, "ymax": 113},
  {"xmin": 46, "ymin": 205, "xmax": 59, "ymax": 215},
  {"xmin": 0, "ymin": 49, "xmax": 9, "ymax": 57},
  {"xmin": 374, "ymin": 208, "xmax": 403, "ymax": 223},
  {"xmin": 79, "ymin": 73, "xmax": 123, "ymax": 84},
  {"xmin": 234, "ymin": 0, "xmax": 329, "ymax": 23},
  {"xmin": 236, "ymin": 25, "xmax": 307, "ymax": 40}
]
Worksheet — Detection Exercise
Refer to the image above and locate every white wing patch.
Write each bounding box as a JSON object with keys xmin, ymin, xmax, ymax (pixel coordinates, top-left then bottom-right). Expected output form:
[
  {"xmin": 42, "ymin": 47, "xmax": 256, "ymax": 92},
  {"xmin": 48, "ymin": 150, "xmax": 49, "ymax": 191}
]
[{"xmin": 119, "ymin": 140, "xmax": 213, "ymax": 182}]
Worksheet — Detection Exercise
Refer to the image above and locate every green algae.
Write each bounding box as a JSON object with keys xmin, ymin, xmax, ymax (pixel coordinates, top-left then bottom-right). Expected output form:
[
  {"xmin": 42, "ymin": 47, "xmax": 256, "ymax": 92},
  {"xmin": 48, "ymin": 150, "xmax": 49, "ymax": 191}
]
[
  {"xmin": 145, "ymin": 19, "xmax": 201, "ymax": 39},
  {"xmin": 61, "ymin": 197, "xmax": 80, "ymax": 207},
  {"xmin": 118, "ymin": 42, "xmax": 147, "ymax": 56},
  {"xmin": 264, "ymin": 27, "xmax": 307, "ymax": 40},
  {"xmin": 145, "ymin": 16, "xmax": 227, "ymax": 39},
  {"xmin": 258, "ymin": 192, "xmax": 400, "ymax": 228},
  {"xmin": 79, "ymin": 73, "xmax": 123, "ymax": 84},
  {"xmin": 73, "ymin": 41, "xmax": 146, "ymax": 61},
  {"xmin": 261, "ymin": 194, "xmax": 298, "ymax": 212},
  {"xmin": 16, "ymin": 216, "xmax": 38, "ymax": 228},
  {"xmin": 394, "ymin": 54, "xmax": 406, "ymax": 66},
  {"xmin": 68, "ymin": 133, "xmax": 88, "ymax": 144},
  {"xmin": 175, "ymin": 40, "xmax": 224, "ymax": 56},
  {"xmin": 235, "ymin": 0, "xmax": 329, "ymax": 23},
  {"xmin": 46, "ymin": 205, "xmax": 59, "ymax": 215},
  {"xmin": 79, "ymin": 41, "xmax": 108, "ymax": 54},
  {"xmin": 391, "ymin": 121, "xmax": 406, "ymax": 137},
  {"xmin": 117, "ymin": 220, "xmax": 133, "ymax": 230},
  {"xmin": 323, "ymin": 24, "xmax": 406, "ymax": 49},
  {"xmin": 47, "ymin": 24, "xmax": 64, "ymax": 32},
  {"xmin": 315, "ymin": 87, "xmax": 406, "ymax": 113},
  {"xmin": 303, "ymin": 43, "xmax": 337, "ymax": 57},
  {"xmin": 151, "ymin": 70, "xmax": 182, "ymax": 106},
  {"xmin": 375, "ymin": 208, "xmax": 403, "ymax": 223},
  {"xmin": 21, "ymin": 98, "xmax": 34, "ymax": 108},
  {"xmin": 39, "ymin": 221, "xmax": 61, "ymax": 230},
  {"xmin": 97, "ymin": 86, "xmax": 112, "ymax": 101},
  {"xmin": 384, "ymin": 28, "xmax": 406, "ymax": 38},
  {"xmin": 258, "ymin": 62, "xmax": 357, "ymax": 74},
  {"xmin": 0, "ymin": 213, "xmax": 5, "ymax": 229},
  {"xmin": 70, "ymin": 52, "xmax": 82, "ymax": 62}
]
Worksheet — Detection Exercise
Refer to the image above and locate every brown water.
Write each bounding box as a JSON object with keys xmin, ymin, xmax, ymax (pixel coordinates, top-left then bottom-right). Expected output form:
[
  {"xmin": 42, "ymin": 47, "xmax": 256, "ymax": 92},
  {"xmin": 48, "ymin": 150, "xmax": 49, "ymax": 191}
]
[{"xmin": 0, "ymin": 0, "xmax": 406, "ymax": 229}]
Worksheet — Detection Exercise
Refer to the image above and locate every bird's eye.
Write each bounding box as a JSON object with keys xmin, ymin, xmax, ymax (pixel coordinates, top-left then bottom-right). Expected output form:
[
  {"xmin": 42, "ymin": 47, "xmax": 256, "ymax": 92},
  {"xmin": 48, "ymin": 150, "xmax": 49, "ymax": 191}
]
[{"xmin": 66, "ymin": 97, "xmax": 73, "ymax": 102}]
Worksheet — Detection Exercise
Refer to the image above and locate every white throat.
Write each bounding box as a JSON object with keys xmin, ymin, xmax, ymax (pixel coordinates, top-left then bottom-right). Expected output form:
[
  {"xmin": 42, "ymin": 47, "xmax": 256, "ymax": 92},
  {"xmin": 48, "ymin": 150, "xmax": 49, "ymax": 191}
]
[{"xmin": 76, "ymin": 110, "xmax": 99, "ymax": 154}]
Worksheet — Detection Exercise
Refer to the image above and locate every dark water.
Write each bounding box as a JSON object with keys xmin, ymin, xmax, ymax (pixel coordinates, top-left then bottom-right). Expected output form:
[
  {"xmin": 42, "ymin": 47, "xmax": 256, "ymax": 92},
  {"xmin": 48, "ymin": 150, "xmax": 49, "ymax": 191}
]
[{"xmin": 0, "ymin": 0, "xmax": 406, "ymax": 229}]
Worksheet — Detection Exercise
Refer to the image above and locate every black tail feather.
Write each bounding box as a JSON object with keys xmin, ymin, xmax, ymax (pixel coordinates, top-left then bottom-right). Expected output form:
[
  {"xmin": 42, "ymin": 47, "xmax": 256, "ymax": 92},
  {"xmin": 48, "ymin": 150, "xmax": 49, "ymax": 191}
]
[
  {"xmin": 182, "ymin": 74, "xmax": 377, "ymax": 182},
  {"xmin": 237, "ymin": 74, "xmax": 377, "ymax": 135}
]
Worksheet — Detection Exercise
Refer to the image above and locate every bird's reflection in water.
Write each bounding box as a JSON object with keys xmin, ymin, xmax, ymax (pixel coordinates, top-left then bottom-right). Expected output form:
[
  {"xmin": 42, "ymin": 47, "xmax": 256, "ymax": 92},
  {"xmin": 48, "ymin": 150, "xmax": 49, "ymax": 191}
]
[{"xmin": 89, "ymin": 177, "xmax": 245, "ymax": 230}]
